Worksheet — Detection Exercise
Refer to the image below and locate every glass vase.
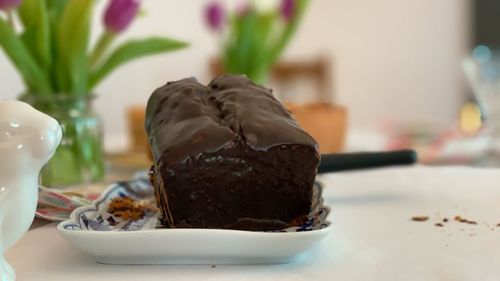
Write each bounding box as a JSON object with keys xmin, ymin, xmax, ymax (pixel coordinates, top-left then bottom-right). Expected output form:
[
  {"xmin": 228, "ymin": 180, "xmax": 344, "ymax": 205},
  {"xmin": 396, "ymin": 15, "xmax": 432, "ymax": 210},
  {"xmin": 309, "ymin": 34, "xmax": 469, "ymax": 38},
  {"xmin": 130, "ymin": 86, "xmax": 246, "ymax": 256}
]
[{"xmin": 23, "ymin": 94, "xmax": 105, "ymax": 188}]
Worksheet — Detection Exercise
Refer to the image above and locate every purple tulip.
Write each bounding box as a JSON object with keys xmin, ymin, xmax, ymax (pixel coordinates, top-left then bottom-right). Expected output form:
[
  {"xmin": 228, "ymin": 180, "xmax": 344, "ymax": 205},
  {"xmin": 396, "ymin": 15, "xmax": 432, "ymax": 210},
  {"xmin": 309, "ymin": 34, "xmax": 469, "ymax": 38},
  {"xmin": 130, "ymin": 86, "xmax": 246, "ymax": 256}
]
[
  {"xmin": 0, "ymin": 0, "xmax": 21, "ymax": 10},
  {"xmin": 104, "ymin": 0, "xmax": 140, "ymax": 33},
  {"xmin": 205, "ymin": 2, "xmax": 225, "ymax": 31},
  {"xmin": 280, "ymin": 0, "xmax": 295, "ymax": 21}
]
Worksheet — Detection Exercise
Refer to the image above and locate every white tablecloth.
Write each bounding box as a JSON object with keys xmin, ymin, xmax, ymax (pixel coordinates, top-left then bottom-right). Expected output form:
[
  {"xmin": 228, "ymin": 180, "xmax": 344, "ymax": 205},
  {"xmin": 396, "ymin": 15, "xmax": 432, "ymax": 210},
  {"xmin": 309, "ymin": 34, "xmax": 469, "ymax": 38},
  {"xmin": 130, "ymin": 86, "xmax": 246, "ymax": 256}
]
[{"xmin": 6, "ymin": 166, "xmax": 500, "ymax": 281}]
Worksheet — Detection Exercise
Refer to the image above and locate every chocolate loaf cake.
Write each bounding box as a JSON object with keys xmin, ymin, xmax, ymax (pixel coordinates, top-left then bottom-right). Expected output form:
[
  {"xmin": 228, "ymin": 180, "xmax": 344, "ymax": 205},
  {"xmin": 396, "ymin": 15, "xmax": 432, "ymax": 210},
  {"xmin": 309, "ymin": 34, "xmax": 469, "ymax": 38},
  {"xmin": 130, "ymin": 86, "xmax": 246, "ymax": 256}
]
[{"xmin": 145, "ymin": 74, "xmax": 319, "ymax": 231}]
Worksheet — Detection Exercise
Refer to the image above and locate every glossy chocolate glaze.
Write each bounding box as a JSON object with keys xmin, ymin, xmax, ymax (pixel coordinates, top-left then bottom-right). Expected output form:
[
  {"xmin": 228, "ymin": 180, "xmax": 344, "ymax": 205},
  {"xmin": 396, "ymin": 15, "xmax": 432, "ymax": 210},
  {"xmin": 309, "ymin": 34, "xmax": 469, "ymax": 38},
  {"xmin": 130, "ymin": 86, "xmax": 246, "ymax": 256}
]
[{"xmin": 146, "ymin": 74, "xmax": 320, "ymax": 231}]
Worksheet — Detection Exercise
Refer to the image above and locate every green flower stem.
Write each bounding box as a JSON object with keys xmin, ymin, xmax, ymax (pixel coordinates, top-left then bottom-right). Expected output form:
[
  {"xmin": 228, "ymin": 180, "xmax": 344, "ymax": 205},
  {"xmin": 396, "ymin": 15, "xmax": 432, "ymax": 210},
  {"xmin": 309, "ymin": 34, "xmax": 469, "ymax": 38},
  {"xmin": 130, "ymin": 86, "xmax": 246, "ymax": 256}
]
[
  {"xmin": 6, "ymin": 10, "xmax": 14, "ymax": 28},
  {"xmin": 89, "ymin": 30, "xmax": 115, "ymax": 68},
  {"xmin": 249, "ymin": 64, "xmax": 270, "ymax": 85},
  {"xmin": 34, "ymin": 98, "xmax": 105, "ymax": 187},
  {"xmin": 268, "ymin": 0, "xmax": 309, "ymax": 66},
  {"xmin": 220, "ymin": 0, "xmax": 309, "ymax": 83}
]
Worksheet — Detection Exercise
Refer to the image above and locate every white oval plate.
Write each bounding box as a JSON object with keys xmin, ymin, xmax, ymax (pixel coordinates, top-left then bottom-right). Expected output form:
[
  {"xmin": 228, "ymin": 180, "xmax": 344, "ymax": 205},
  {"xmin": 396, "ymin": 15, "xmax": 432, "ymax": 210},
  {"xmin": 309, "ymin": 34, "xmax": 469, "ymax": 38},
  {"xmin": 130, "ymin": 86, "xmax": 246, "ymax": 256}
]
[{"xmin": 57, "ymin": 175, "xmax": 332, "ymax": 265}]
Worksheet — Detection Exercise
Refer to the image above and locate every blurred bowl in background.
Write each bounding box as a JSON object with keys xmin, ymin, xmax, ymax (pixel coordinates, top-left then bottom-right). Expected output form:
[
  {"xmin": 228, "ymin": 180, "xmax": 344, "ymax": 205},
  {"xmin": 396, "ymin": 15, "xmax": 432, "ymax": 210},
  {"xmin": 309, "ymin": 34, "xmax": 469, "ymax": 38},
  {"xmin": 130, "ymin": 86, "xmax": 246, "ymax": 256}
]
[
  {"xmin": 463, "ymin": 46, "xmax": 500, "ymax": 137},
  {"xmin": 286, "ymin": 102, "xmax": 347, "ymax": 153}
]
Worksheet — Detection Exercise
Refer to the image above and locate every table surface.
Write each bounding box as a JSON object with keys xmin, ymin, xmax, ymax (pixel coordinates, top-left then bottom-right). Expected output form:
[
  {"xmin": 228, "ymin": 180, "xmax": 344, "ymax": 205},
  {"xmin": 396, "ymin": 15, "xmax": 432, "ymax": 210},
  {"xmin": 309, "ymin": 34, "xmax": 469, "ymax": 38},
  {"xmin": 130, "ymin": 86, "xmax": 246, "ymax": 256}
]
[{"xmin": 6, "ymin": 165, "xmax": 500, "ymax": 281}]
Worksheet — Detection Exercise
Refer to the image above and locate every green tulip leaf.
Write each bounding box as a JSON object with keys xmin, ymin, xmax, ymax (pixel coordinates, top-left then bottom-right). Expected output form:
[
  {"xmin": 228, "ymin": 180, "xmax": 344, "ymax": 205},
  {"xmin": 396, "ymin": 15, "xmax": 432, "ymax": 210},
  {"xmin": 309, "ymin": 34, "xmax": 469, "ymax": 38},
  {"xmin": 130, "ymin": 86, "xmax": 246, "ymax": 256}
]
[
  {"xmin": 56, "ymin": 0, "xmax": 93, "ymax": 94},
  {"xmin": 248, "ymin": 12, "xmax": 276, "ymax": 82},
  {"xmin": 0, "ymin": 18, "xmax": 51, "ymax": 93},
  {"xmin": 18, "ymin": 0, "xmax": 51, "ymax": 70},
  {"xmin": 89, "ymin": 37, "xmax": 188, "ymax": 89},
  {"xmin": 268, "ymin": 0, "xmax": 309, "ymax": 65},
  {"xmin": 46, "ymin": 0, "xmax": 70, "ymax": 19},
  {"xmin": 233, "ymin": 13, "xmax": 257, "ymax": 75},
  {"xmin": 46, "ymin": 0, "xmax": 70, "ymax": 93}
]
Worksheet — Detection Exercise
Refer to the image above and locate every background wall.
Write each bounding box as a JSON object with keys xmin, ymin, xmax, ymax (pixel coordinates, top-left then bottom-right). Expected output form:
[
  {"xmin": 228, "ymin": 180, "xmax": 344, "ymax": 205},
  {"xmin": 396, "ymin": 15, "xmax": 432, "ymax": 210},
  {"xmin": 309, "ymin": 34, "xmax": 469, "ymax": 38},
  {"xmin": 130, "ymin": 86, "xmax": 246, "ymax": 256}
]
[{"xmin": 0, "ymin": 0, "xmax": 472, "ymax": 151}]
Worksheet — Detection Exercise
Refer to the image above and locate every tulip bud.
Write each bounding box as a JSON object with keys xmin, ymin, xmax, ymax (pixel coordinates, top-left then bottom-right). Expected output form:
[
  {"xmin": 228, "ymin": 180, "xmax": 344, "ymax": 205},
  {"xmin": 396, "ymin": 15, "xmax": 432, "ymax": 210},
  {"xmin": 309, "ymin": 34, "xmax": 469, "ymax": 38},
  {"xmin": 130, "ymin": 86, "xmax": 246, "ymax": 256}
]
[
  {"xmin": 205, "ymin": 2, "xmax": 225, "ymax": 31},
  {"xmin": 0, "ymin": 0, "xmax": 21, "ymax": 10},
  {"xmin": 104, "ymin": 0, "xmax": 140, "ymax": 33},
  {"xmin": 280, "ymin": 0, "xmax": 295, "ymax": 21}
]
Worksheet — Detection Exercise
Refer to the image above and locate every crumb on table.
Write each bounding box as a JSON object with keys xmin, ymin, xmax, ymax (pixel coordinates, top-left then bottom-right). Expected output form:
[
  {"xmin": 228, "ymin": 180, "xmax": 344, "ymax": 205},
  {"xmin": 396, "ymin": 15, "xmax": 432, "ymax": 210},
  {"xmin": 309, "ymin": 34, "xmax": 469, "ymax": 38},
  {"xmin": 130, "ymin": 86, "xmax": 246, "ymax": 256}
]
[
  {"xmin": 454, "ymin": 216, "xmax": 477, "ymax": 225},
  {"xmin": 411, "ymin": 216, "xmax": 429, "ymax": 222}
]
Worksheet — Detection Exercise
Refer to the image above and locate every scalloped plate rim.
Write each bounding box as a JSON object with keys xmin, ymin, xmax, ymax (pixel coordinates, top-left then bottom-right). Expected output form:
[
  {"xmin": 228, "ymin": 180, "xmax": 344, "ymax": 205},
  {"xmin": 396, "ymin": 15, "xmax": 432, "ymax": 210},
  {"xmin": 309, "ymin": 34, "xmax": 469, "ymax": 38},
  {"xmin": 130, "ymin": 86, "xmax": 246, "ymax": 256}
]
[{"xmin": 56, "ymin": 178, "xmax": 333, "ymax": 264}]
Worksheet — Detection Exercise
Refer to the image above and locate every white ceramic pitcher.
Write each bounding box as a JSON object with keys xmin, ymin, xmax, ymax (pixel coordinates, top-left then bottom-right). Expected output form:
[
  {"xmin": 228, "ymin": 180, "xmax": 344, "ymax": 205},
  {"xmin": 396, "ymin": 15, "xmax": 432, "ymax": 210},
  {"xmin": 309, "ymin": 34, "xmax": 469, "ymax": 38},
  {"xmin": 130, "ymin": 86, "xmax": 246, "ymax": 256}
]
[{"xmin": 0, "ymin": 100, "xmax": 62, "ymax": 281}]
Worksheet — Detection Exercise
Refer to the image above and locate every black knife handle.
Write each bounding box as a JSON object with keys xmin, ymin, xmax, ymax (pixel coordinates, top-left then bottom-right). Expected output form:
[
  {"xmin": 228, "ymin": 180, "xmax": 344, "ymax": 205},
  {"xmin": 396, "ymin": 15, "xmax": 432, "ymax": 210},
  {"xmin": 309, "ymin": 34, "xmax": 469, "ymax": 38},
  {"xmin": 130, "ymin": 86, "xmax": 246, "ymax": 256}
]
[{"xmin": 317, "ymin": 149, "xmax": 418, "ymax": 173}]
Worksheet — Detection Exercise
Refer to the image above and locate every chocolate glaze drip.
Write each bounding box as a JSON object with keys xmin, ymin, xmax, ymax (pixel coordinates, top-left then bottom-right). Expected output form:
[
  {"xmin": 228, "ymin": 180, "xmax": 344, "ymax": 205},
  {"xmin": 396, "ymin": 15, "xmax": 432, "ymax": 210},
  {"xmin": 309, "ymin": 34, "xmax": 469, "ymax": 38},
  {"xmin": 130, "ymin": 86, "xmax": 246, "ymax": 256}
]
[{"xmin": 146, "ymin": 74, "xmax": 320, "ymax": 231}]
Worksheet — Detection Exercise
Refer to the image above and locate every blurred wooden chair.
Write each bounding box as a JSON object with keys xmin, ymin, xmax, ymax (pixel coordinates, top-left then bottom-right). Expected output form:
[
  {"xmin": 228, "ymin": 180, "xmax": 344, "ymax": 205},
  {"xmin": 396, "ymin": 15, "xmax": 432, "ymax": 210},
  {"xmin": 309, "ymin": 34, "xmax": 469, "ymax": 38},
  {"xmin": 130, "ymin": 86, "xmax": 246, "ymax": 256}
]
[
  {"xmin": 209, "ymin": 55, "xmax": 333, "ymax": 101},
  {"xmin": 127, "ymin": 106, "xmax": 149, "ymax": 154}
]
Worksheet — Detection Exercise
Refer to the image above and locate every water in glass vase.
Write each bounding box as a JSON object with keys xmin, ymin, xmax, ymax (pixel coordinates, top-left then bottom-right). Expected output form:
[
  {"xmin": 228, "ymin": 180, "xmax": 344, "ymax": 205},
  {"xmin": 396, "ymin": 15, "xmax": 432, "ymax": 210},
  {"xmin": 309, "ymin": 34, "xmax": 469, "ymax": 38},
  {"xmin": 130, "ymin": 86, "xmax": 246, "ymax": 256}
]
[{"xmin": 22, "ymin": 95, "xmax": 105, "ymax": 188}]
